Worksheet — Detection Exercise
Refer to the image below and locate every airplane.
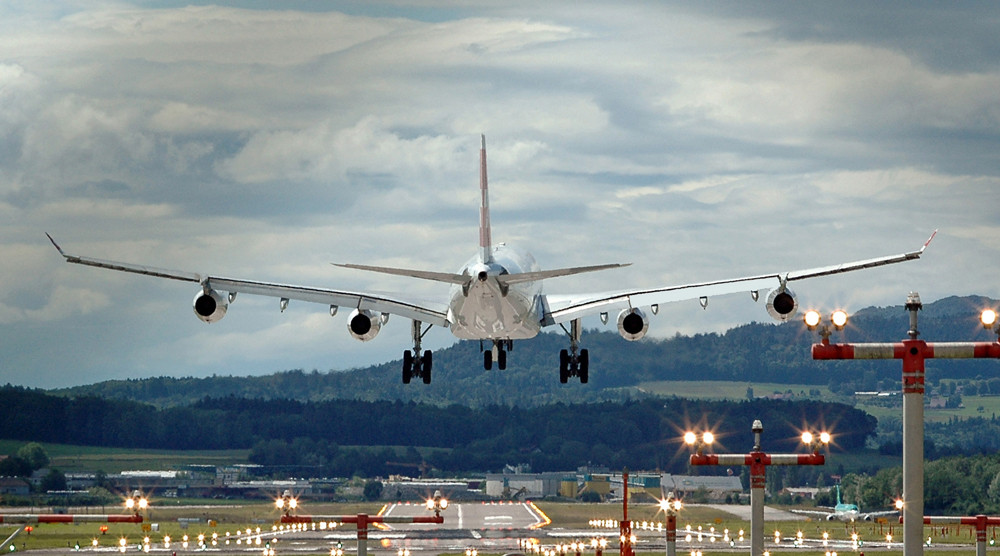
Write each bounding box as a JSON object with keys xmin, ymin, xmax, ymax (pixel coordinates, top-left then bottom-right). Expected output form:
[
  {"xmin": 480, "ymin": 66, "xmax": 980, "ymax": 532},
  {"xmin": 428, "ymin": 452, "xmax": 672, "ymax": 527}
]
[
  {"xmin": 46, "ymin": 136, "xmax": 935, "ymax": 385},
  {"xmin": 791, "ymin": 485, "xmax": 899, "ymax": 522}
]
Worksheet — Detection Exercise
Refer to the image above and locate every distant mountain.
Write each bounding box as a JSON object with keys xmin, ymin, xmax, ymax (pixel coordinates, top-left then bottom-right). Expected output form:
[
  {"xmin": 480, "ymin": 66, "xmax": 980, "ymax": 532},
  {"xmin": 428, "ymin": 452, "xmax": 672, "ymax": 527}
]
[{"xmin": 51, "ymin": 295, "xmax": 998, "ymax": 407}]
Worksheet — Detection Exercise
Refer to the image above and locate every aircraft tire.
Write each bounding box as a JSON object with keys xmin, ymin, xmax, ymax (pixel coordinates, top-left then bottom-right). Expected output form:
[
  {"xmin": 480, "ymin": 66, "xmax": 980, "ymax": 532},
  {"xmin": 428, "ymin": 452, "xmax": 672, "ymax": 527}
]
[
  {"xmin": 484, "ymin": 350, "xmax": 493, "ymax": 370},
  {"xmin": 402, "ymin": 350, "xmax": 413, "ymax": 384},
  {"xmin": 422, "ymin": 351, "xmax": 433, "ymax": 384},
  {"xmin": 559, "ymin": 349, "xmax": 569, "ymax": 383},
  {"xmin": 498, "ymin": 348, "xmax": 507, "ymax": 370},
  {"xmin": 579, "ymin": 349, "xmax": 589, "ymax": 384}
]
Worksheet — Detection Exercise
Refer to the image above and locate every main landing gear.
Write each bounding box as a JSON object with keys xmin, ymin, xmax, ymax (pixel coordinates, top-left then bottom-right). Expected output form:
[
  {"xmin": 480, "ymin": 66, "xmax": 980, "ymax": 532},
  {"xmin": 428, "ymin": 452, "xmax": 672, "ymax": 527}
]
[
  {"xmin": 482, "ymin": 339, "xmax": 513, "ymax": 370},
  {"xmin": 558, "ymin": 318, "xmax": 589, "ymax": 384},
  {"xmin": 403, "ymin": 321, "xmax": 433, "ymax": 384}
]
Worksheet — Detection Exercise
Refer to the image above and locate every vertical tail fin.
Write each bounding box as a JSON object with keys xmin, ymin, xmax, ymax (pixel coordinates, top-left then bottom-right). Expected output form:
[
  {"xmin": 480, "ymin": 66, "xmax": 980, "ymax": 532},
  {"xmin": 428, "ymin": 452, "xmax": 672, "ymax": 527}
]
[
  {"xmin": 479, "ymin": 134, "xmax": 493, "ymax": 264},
  {"xmin": 835, "ymin": 484, "xmax": 842, "ymax": 505}
]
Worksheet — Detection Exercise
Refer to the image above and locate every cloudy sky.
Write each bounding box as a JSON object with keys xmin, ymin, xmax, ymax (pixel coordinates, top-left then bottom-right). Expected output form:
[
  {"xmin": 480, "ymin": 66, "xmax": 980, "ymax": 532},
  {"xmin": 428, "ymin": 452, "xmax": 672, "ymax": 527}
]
[{"xmin": 1, "ymin": 1, "xmax": 998, "ymax": 389}]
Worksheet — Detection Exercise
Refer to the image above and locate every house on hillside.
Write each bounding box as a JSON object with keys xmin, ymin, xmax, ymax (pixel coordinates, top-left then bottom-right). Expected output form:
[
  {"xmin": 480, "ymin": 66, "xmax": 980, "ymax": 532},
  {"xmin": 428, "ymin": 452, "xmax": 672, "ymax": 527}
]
[{"xmin": 0, "ymin": 477, "xmax": 30, "ymax": 496}]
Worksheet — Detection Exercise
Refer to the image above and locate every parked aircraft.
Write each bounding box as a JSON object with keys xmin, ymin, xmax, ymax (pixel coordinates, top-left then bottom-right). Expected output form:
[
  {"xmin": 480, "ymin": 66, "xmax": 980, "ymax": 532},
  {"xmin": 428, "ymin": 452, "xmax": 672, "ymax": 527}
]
[
  {"xmin": 47, "ymin": 136, "xmax": 934, "ymax": 384},
  {"xmin": 791, "ymin": 485, "xmax": 899, "ymax": 522}
]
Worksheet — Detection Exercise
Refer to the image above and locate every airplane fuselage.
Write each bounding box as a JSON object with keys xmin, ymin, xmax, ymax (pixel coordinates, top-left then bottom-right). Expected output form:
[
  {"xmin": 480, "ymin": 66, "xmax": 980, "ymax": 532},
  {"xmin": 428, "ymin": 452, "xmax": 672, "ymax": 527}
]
[{"xmin": 448, "ymin": 244, "xmax": 542, "ymax": 340}]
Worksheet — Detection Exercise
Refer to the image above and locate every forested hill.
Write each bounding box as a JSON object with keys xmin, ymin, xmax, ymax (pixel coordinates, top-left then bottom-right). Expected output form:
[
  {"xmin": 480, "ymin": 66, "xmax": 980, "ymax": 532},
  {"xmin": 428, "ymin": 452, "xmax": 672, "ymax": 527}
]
[
  {"xmin": 0, "ymin": 387, "xmax": 875, "ymax": 474},
  {"xmin": 51, "ymin": 295, "xmax": 998, "ymax": 408}
]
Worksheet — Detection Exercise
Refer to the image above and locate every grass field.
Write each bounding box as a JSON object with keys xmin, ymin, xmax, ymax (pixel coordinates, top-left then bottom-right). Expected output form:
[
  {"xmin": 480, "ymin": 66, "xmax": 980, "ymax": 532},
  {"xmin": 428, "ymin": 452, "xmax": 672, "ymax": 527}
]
[
  {"xmin": 0, "ymin": 440, "xmax": 250, "ymax": 473},
  {"xmin": 857, "ymin": 394, "xmax": 1000, "ymax": 423},
  {"xmin": 637, "ymin": 381, "xmax": 832, "ymax": 400}
]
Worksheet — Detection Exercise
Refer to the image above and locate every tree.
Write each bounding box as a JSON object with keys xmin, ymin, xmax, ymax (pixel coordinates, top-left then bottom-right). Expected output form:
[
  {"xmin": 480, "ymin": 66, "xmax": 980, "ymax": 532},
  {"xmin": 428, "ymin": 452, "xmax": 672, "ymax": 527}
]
[
  {"xmin": 16, "ymin": 443, "xmax": 49, "ymax": 471},
  {"xmin": 40, "ymin": 468, "xmax": 67, "ymax": 492},
  {"xmin": 0, "ymin": 455, "xmax": 31, "ymax": 477},
  {"xmin": 363, "ymin": 480, "xmax": 383, "ymax": 501}
]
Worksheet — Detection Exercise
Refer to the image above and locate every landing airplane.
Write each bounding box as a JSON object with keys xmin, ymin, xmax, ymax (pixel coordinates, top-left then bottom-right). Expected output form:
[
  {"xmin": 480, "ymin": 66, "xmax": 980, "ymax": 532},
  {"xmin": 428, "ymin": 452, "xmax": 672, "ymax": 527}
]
[
  {"xmin": 791, "ymin": 485, "xmax": 899, "ymax": 522},
  {"xmin": 47, "ymin": 136, "xmax": 934, "ymax": 385}
]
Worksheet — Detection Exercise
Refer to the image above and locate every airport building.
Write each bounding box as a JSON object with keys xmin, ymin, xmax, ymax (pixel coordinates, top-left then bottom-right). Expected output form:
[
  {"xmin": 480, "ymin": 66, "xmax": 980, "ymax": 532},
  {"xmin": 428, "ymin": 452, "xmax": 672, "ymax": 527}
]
[{"xmin": 660, "ymin": 473, "xmax": 743, "ymax": 501}]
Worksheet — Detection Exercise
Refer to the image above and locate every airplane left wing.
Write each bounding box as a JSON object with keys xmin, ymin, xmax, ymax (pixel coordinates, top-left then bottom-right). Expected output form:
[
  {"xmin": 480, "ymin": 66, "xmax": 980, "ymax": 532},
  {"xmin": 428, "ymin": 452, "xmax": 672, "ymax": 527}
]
[
  {"xmin": 789, "ymin": 509, "xmax": 834, "ymax": 519},
  {"xmin": 540, "ymin": 232, "xmax": 934, "ymax": 326},
  {"xmin": 46, "ymin": 234, "xmax": 450, "ymax": 326}
]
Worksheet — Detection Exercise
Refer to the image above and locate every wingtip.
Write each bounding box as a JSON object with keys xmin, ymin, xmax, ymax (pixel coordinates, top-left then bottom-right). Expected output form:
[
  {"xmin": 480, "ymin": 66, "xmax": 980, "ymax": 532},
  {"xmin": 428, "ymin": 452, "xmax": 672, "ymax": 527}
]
[
  {"xmin": 921, "ymin": 229, "xmax": 938, "ymax": 252},
  {"xmin": 45, "ymin": 232, "xmax": 66, "ymax": 256}
]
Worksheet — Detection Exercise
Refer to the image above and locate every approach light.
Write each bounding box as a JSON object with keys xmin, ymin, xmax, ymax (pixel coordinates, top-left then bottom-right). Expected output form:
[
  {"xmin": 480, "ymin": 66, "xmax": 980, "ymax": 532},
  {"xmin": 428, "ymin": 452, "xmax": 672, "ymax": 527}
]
[
  {"xmin": 702, "ymin": 431, "xmax": 714, "ymax": 445},
  {"xmin": 820, "ymin": 432, "xmax": 832, "ymax": 444},
  {"xmin": 683, "ymin": 431, "xmax": 697, "ymax": 445},
  {"xmin": 804, "ymin": 310, "xmax": 822, "ymax": 329},
  {"xmin": 895, "ymin": 499, "xmax": 904, "ymax": 511},
  {"xmin": 801, "ymin": 432, "xmax": 813, "ymax": 445},
  {"xmin": 831, "ymin": 310, "xmax": 849, "ymax": 329},
  {"xmin": 982, "ymin": 309, "xmax": 998, "ymax": 329}
]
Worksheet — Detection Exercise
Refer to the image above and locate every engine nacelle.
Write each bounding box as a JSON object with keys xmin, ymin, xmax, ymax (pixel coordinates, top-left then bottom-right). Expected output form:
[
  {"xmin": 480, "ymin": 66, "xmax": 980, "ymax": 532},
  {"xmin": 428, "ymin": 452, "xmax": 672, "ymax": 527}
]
[
  {"xmin": 826, "ymin": 514, "xmax": 837, "ymax": 521},
  {"xmin": 617, "ymin": 308, "xmax": 649, "ymax": 341},
  {"xmin": 347, "ymin": 308, "xmax": 382, "ymax": 342},
  {"xmin": 193, "ymin": 289, "xmax": 228, "ymax": 323},
  {"xmin": 766, "ymin": 287, "xmax": 798, "ymax": 322}
]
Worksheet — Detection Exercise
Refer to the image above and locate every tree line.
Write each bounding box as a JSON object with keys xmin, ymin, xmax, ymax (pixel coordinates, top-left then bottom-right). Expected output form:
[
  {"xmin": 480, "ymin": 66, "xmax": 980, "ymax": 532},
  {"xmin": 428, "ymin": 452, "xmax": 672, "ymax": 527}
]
[{"xmin": 0, "ymin": 386, "xmax": 875, "ymax": 475}]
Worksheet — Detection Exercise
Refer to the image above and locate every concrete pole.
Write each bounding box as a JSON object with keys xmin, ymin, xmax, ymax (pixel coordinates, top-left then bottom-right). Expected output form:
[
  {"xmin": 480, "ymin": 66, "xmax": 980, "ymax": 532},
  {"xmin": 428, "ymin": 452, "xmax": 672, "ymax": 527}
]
[
  {"xmin": 973, "ymin": 515, "xmax": 987, "ymax": 556},
  {"xmin": 902, "ymin": 293, "xmax": 924, "ymax": 556},
  {"xmin": 750, "ymin": 459, "xmax": 765, "ymax": 556},
  {"xmin": 357, "ymin": 514, "xmax": 369, "ymax": 556},
  {"xmin": 750, "ymin": 419, "xmax": 765, "ymax": 556},
  {"xmin": 665, "ymin": 513, "xmax": 676, "ymax": 556}
]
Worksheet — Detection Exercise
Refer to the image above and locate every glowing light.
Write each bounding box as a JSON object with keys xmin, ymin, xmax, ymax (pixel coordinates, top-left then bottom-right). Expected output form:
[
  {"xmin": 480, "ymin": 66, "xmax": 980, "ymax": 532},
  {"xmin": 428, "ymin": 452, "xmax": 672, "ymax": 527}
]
[
  {"xmin": 801, "ymin": 432, "xmax": 813, "ymax": 444},
  {"xmin": 831, "ymin": 310, "xmax": 848, "ymax": 328},
  {"xmin": 982, "ymin": 309, "xmax": 997, "ymax": 327},
  {"xmin": 895, "ymin": 499, "xmax": 904, "ymax": 510},
  {"xmin": 702, "ymin": 431, "xmax": 714, "ymax": 445},
  {"xmin": 804, "ymin": 310, "xmax": 821, "ymax": 328},
  {"xmin": 683, "ymin": 431, "xmax": 697, "ymax": 445},
  {"xmin": 820, "ymin": 431, "xmax": 832, "ymax": 444}
]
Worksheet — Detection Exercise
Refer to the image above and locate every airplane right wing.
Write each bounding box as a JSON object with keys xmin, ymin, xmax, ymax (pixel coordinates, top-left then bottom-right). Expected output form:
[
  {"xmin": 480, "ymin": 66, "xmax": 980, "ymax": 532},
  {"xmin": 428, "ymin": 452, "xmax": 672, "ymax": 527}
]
[
  {"xmin": 540, "ymin": 231, "xmax": 935, "ymax": 327},
  {"xmin": 46, "ymin": 234, "xmax": 450, "ymax": 327}
]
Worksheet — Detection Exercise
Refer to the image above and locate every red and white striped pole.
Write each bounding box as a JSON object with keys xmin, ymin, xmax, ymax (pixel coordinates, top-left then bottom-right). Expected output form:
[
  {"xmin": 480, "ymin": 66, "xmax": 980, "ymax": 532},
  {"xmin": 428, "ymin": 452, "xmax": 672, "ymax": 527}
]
[
  {"xmin": 812, "ymin": 292, "xmax": 1000, "ymax": 556},
  {"xmin": 689, "ymin": 420, "xmax": 825, "ymax": 556}
]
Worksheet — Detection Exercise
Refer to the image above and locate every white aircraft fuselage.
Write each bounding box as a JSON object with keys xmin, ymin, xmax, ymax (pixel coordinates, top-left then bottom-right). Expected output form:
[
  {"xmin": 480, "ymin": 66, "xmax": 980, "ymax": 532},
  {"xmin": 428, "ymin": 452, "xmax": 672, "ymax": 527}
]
[{"xmin": 448, "ymin": 245, "xmax": 542, "ymax": 340}]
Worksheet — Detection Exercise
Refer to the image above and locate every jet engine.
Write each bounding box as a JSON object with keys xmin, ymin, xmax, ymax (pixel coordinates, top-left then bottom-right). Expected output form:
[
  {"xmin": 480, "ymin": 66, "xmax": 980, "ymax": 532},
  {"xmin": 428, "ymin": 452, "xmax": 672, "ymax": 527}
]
[
  {"xmin": 826, "ymin": 514, "xmax": 837, "ymax": 521},
  {"xmin": 193, "ymin": 289, "xmax": 228, "ymax": 323},
  {"xmin": 617, "ymin": 308, "xmax": 649, "ymax": 341},
  {"xmin": 766, "ymin": 287, "xmax": 798, "ymax": 322},
  {"xmin": 347, "ymin": 308, "xmax": 382, "ymax": 342}
]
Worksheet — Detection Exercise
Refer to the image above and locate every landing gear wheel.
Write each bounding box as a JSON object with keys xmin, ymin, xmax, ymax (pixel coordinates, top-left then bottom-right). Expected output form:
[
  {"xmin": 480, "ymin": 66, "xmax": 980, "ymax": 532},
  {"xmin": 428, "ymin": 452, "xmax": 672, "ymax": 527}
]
[
  {"xmin": 402, "ymin": 350, "xmax": 413, "ymax": 384},
  {"xmin": 559, "ymin": 349, "xmax": 569, "ymax": 383},
  {"xmin": 579, "ymin": 349, "xmax": 589, "ymax": 384},
  {"xmin": 422, "ymin": 350, "xmax": 433, "ymax": 384},
  {"xmin": 484, "ymin": 350, "xmax": 493, "ymax": 370},
  {"xmin": 498, "ymin": 347, "xmax": 507, "ymax": 370}
]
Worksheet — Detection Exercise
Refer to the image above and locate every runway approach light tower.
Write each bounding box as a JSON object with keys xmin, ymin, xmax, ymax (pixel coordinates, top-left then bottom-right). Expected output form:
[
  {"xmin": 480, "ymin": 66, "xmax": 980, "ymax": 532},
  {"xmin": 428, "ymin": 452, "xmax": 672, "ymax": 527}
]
[
  {"xmin": 810, "ymin": 292, "xmax": 1000, "ymax": 556},
  {"xmin": 278, "ymin": 490, "xmax": 445, "ymax": 556},
  {"xmin": 687, "ymin": 420, "xmax": 827, "ymax": 556}
]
